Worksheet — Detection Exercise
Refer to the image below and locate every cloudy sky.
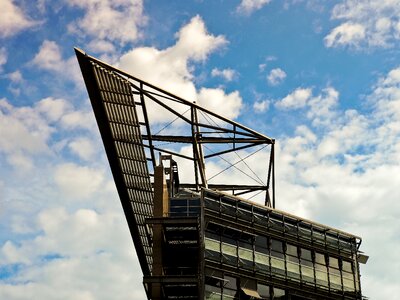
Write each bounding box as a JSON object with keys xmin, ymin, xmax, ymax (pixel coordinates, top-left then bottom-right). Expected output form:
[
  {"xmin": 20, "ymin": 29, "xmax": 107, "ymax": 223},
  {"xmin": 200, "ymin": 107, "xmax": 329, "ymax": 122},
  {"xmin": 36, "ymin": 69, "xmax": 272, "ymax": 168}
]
[{"xmin": 1, "ymin": 0, "xmax": 400, "ymax": 299}]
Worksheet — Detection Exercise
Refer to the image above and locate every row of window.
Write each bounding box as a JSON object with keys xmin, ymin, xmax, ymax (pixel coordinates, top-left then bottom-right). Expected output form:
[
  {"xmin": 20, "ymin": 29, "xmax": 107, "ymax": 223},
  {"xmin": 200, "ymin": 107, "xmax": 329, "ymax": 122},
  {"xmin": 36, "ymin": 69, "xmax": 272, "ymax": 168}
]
[
  {"xmin": 203, "ymin": 195, "xmax": 358, "ymax": 254},
  {"xmin": 205, "ymin": 274, "xmax": 296, "ymax": 300},
  {"xmin": 205, "ymin": 234, "xmax": 360, "ymax": 293}
]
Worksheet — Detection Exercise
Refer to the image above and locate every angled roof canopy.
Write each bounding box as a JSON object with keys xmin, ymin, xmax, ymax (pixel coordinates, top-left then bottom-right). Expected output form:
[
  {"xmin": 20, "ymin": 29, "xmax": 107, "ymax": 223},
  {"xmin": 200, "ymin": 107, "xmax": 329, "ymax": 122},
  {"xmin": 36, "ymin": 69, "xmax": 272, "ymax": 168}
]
[{"xmin": 75, "ymin": 48, "xmax": 276, "ymax": 275}]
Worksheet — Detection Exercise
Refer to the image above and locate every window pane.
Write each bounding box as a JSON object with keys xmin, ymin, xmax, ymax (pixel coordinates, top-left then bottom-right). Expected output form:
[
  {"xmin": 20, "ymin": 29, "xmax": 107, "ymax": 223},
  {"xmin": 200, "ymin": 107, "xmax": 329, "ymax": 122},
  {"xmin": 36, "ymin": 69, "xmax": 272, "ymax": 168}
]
[
  {"xmin": 271, "ymin": 239, "xmax": 283, "ymax": 252},
  {"xmin": 205, "ymin": 284, "xmax": 221, "ymax": 300},
  {"xmin": 205, "ymin": 238, "xmax": 220, "ymax": 252},
  {"xmin": 342, "ymin": 260, "xmax": 352, "ymax": 273},
  {"xmin": 222, "ymin": 243, "xmax": 236, "ymax": 256},
  {"xmin": 271, "ymin": 257, "xmax": 285, "ymax": 273},
  {"xmin": 287, "ymin": 261, "xmax": 300, "ymax": 280},
  {"xmin": 301, "ymin": 265, "xmax": 314, "ymax": 283},
  {"xmin": 255, "ymin": 252, "xmax": 269, "ymax": 265},
  {"xmin": 300, "ymin": 248, "xmax": 312, "ymax": 261},
  {"xmin": 286, "ymin": 244, "xmax": 297, "ymax": 256},
  {"xmin": 329, "ymin": 257, "xmax": 339, "ymax": 268},
  {"xmin": 316, "ymin": 270, "xmax": 328, "ymax": 287},
  {"xmin": 273, "ymin": 287, "xmax": 285, "ymax": 299},
  {"xmin": 257, "ymin": 283, "xmax": 270, "ymax": 299},
  {"xmin": 315, "ymin": 252, "xmax": 326, "ymax": 265},
  {"xmin": 238, "ymin": 247, "xmax": 253, "ymax": 261}
]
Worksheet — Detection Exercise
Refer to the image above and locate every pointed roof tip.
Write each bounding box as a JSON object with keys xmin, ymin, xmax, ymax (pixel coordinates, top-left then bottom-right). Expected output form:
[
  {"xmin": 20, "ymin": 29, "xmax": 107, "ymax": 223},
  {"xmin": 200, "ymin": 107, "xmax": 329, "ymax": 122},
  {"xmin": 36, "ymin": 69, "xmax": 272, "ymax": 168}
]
[{"xmin": 74, "ymin": 47, "xmax": 86, "ymax": 55}]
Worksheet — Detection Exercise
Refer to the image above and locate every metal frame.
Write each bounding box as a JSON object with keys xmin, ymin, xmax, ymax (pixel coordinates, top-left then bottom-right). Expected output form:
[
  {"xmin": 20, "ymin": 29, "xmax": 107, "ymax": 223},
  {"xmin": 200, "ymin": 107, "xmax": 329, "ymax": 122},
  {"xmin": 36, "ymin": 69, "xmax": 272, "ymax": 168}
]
[
  {"xmin": 75, "ymin": 48, "xmax": 275, "ymax": 207},
  {"xmin": 75, "ymin": 48, "xmax": 276, "ymax": 278}
]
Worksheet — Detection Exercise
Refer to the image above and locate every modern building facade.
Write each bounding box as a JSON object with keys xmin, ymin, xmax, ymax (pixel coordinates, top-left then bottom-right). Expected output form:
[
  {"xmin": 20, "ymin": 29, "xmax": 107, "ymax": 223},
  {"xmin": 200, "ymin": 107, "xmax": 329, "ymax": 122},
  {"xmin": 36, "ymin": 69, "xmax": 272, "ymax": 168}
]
[{"xmin": 75, "ymin": 48, "xmax": 367, "ymax": 300}]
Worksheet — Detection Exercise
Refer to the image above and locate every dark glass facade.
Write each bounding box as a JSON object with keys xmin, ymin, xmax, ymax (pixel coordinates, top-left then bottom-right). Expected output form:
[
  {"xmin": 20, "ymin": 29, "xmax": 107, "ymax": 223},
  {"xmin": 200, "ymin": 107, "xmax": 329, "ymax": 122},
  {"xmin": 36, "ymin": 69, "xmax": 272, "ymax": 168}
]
[{"xmin": 201, "ymin": 189, "xmax": 363, "ymax": 300}]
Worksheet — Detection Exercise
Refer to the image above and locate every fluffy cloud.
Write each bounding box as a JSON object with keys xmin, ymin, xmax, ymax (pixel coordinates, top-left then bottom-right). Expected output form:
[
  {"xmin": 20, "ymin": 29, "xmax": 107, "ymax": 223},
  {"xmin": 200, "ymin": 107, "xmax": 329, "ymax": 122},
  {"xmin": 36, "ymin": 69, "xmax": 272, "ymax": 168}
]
[
  {"xmin": 68, "ymin": 137, "xmax": 96, "ymax": 161},
  {"xmin": 324, "ymin": 22, "xmax": 366, "ymax": 48},
  {"xmin": 0, "ymin": 206, "xmax": 146, "ymax": 300},
  {"xmin": 237, "ymin": 0, "xmax": 272, "ymax": 15},
  {"xmin": 31, "ymin": 40, "xmax": 79, "ymax": 82},
  {"xmin": 253, "ymin": 99, "xmax": 270, "ymax": 113},
  {"xmin": 211, "ymin": 68, "xmax": 237, "ymax": 81},
  {"xmin": 0, "ymin": 0, "xmax": 39, "ymax": 38},
  {"xmin": 0, "ymin": 47, "xmax": 7, "ymax": 71},
  {"xmin": 54, "ymin": 163, "xmax": 105, "ymax": 199},
  {"xmin": 197, "ymin": 88, "xmax": 242, "ymax": 119},
  {"xmin": 7, "ymin": 70, "xmax": 23, "ymax": 83},
  {"xmin": 0, "ymin": 97, "xmax": 97, "ymax": 171},
  {"xmin": 118, "ymin": 16, "xmax": 242, "ymax": 123},
  {"xmin": 275, "ymin": 87, "xmax": 313, "ymax": 109},
  {"xmin": 267, "ymin": 68, "xmax": 287, "ymax": 86},
  {"xmin": 67, "ymin": 0, "xmax": 146, "ymax": 50},
  {"xmin": 273, "ymin": 67, "xmax": 400, "ymax": 298},
  {"xmin": 325, "ymin": 0, "xmax": 400, "ymax": 48}
]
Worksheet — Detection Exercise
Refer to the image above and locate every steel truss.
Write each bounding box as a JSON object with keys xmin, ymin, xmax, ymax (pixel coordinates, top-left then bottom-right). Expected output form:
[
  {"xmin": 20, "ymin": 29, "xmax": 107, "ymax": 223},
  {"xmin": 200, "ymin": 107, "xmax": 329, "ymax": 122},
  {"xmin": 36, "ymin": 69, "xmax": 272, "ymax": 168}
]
[{"xmin": 75, "ymin": 48, "xmax": 275, "ymax": 278}]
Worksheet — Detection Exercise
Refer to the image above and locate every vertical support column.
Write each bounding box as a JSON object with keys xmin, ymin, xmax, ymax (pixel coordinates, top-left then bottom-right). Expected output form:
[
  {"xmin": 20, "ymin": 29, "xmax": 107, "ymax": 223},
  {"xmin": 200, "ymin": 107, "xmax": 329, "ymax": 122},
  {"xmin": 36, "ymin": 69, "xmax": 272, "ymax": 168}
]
[
  {"xmin": 265, "ymin": 142, "xmax": 275, "ymax": 207},
  {"xmin": 191, "ymin": 103, "xmax": 208, "ymax": 190},
  {"xmin": 272, "ymin": 143, "xmax": 275, "ymax": 209},
  {"xmin": 151, "ymin": 163, "xmax": 169, "ymax": 300}
]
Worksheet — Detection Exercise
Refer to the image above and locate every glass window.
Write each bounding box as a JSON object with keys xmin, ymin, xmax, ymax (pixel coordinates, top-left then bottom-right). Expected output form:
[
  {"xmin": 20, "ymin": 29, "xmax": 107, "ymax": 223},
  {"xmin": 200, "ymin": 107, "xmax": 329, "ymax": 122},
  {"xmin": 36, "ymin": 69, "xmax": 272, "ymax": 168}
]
[
  {"xmin": 315, "ymin": 269, "xmax": 328, "ymax": 287},
  {"xmin": 301, "ymin": 264, "xmax": 314, "ymax": 283},
  {"xmin": 273, "ymin": 287, "xmax": 285, "ymax": 299},
  {"xmin": 257, "ymin": 283, "xmax": 271, "ymax": 299},
  {"xmin": 300, "ymin": 248, "xmax": 312, "ymax": 262},
  {"xmin": 255, "ymin": 252, "xmax": 269, "ymax": 266},
  {"xmin": 271, "ymin": 257, "xmax": 285, "ymax": 275},
  {"xmin": 238, "ymin": 247, "xmax": 253, "ymax": 262},
  {"xmin": 343, "ymin": 275, "xmax": 355, "ymax": 292},
  {"xmin": 315, "ymin": 252, "xmax": 326, "ymax": 265},
  {"xmin": 286, "ymin": 244, "xmax": 297, "ymax": 257},
  {"xmin": 329, "ymin": 257, "xmax": 339, "ymax": 269},
  {"xmin": 222, "ymin": 243, "xmax": 237, "ymax": 257},
  {"xmin": 313, "ymin": 231, "xmax": 325, "ymax": 245},
  {"xmin": 205, "ymin": 238, "xmax": 220, "ymax": 252},
  {"xmin": 255, "ymin": 236, "xmax": 267, "ymax": 247},
  {"xmin": 205, "ymin": 284, "xmax": 221, "ymax": 300},
  {"xmin": 224, "ymin": 275, "xmax": 237, "ymax": 291},
  {"xmin": 271, "ymin": 239, "xmax": 284, "ymax": 259},
  {"xmin": 342, "ymin": 260, "xmax": 352, "ymax": 273}
]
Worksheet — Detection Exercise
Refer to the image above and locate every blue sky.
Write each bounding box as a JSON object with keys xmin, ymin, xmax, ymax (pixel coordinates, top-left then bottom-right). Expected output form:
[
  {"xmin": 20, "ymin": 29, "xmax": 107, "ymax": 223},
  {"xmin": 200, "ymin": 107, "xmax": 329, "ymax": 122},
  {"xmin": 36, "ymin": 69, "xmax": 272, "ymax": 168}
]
[{"xmin": 1, "ymin": 0, "xmax": 400, "ymax": 299}]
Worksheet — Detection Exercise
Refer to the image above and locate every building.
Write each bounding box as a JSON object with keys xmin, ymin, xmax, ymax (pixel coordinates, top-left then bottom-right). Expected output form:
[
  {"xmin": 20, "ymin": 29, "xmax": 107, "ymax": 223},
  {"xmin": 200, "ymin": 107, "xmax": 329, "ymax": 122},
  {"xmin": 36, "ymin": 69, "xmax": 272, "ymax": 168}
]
[{"xmin": 75, "ymin": 48, "xmax": 368, "ymax": 299}]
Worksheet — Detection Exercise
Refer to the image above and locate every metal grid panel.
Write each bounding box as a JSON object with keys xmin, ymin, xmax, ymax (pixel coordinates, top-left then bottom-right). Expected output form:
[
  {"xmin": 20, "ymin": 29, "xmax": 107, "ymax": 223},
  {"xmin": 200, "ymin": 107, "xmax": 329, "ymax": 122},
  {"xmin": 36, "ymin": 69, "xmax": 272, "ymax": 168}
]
[{"xmin": 91, "ymin": 62, "xmax": 154, "ymax": 271}]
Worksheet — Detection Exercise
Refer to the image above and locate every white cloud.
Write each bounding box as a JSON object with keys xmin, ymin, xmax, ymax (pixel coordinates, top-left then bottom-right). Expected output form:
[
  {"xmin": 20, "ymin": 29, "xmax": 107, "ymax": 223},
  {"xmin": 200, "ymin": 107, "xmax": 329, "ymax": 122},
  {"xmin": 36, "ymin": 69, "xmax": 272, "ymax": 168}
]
[
  {"xmin": 36, "ymin": 97, "xmax": 72, "ymax": 122},
  {"xmin": 211, "ymin": 68, "xmax": 237, "ymax": 81},
  {"xmin": 0, "ymin": 47, "xmax": 7, "ymax": 71},
  {"xmin": 253, "ymin": 99, "xmax": 270, "ymax": 113},
  {"xmin": 54, "ymin": 163, "xmax": 105, "ymax": 200},
  {"xmin": 324, "ymin": 22, "xmax": 366, "ymax": 48},
  {"xmin": 275, "ymin": 87, "xmax": 312, "ymax": 109},
  {"xmin": 273, "ymin": 67, "xmax": 400, "ymax": 298},
  {"xmin": 325, "ymin": 0, "xmax": 400, "ymax": 48},
  {"xmin": 7, "ymin": 70, "xmax": 23, "ymax": 83},
  {"xmin": 197, "ymin": 88, "xmax": 242, "ymax": 119},
  {"xmin": 0, "ymin": 0, "xmax": 39, "ymax": 38},
  {"xmin": 0, "ymin": 97, "xmax": 96, "ymax": 171},
  {"xmin": 307, "ymin": 87, "xmax": 339, "ymax": 127},
  {"xmin": 68, "ymin": 137, "xmax": 96, "ymax": 161},
  {"xmin": 267, "ymin": 68, "xmax": 287, "ymax": 85},
  {"xmin": 67, "ymin": 0, "xmax": 146, "ymax": 50},
  {"xmin": 0, "ymin": 205, "xmax": 146, "ymax": 299},
  {"xmin": 237, "ymin": 0, "xmax": 272, "ymax": 15},
  {"xmin": 31, "ymin": 40, "xmax": 80, "ymax": 82},
  {"xmin": 0, "ymin": 98, "xmax": 53, "ymax": 156},
  {"xmin": 31, "ymin": 40, "xmax": 64, "ymax": 72},
  {"xmin": 118, "ymin": 16, "xmax": 240, "ymax": 123}
]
